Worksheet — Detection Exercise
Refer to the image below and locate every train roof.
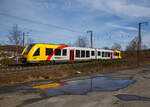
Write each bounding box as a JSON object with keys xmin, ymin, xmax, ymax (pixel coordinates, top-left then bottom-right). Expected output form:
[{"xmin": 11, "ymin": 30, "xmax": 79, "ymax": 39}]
[{"xmin": 30, "ymin": 43, "xmax": 120, "ymax": 51}]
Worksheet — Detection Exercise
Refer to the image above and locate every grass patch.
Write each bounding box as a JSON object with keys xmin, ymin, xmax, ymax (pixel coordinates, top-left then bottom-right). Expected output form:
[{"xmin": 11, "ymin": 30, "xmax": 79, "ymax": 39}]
[
  {"xmin": 0, "ymin": 58, "xmax": 13, "ymax": 65},
  {"xmin": 70, "ymin": 59, "xmax": 127, "ymax": 71}
]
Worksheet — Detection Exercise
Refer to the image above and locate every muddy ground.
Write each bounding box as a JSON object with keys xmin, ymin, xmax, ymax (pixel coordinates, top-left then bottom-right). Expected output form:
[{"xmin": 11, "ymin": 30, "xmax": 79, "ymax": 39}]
[{"xmin": 1, "ymin": 65, "xmax": 150, "ymax": 107}]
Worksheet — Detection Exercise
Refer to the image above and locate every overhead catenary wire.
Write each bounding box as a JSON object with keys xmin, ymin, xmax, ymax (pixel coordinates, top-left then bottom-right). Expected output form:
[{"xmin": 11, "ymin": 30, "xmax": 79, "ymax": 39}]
[
  {"xmin": 0, "ymin": 23, "xmax": 88, "ymax": 41},
  {"xmin": 2, "ymin": 23, "xmax": 85, "ymax": 37},
  {"xmin": 0, "ymin": 23, "xmax": 52, "ymax": 34},
  {"xmin": 0, "ymin": 12, "xmax": 84, "ymax": 34}
]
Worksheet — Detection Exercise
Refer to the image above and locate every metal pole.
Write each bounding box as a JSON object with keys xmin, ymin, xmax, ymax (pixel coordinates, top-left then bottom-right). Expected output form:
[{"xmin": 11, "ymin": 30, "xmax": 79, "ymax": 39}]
[
  {"xmin": 137, "ymin": 22, "xmax": 148, "ymax": 65},
  {"xmin": 87, "ymin": 30, "xmax": 93, "ymax": 48},
  {"xmin": 138, "ymin": 23, "xmax": 141, "ymax": 51},
  {"xmin": 138, "ymin": 22, "xmax": 148, "ymax": 51},
  {"xmin": 91, "ymin": 31, "xmax": 93, "ymax": 48},
  {"xmin": 23, "ymin": 32, "xmax": 25, "ymax": 47},
  {"xmin": 137, "ymin": 23, "xmax": 141, "ymax": 66},
  {"xmin": 15, "ymin": 24, "xmax": 19, "ymax": 63}
]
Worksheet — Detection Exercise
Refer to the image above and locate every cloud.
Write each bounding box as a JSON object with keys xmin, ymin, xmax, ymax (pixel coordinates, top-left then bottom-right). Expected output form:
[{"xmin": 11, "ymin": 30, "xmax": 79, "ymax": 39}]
[
  {"xmin": 96, "ymin": 30, "xmax": 137, "ymax": 49},
  {"xmin": 106, "ymin": 23, "xmax": 138, "ymax": 31},
  {"xmin": 0, "ymin": 0, "xmax": 38, "ymax": 19},
  {"xmin": 0, "ymin": 0, "xmax": 83, "ymax": 42},
  {"xmin": 0, "ymin": 0, "xmax": 150, "ymax": 50},
  {"xmin": 77, "ymin": 0, "xmax": 150, "ymax": 18}
]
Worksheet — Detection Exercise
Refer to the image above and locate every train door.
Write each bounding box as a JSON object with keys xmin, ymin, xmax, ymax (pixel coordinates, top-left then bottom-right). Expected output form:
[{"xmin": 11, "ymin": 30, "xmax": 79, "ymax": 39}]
[
  {"xmin": 69, "ymin": 50, "xmax": 74, "ymax": 62},
  {"xmin": 32, "ymin": 48, "xmax": 40, "ymax": 61},
  {"xmin": 110, "ymin": 52, "xmax": 113, "ymax": 60},
  {"xmin": 95, "ymin": 49, "xmax": 97, "ymax": 59}
]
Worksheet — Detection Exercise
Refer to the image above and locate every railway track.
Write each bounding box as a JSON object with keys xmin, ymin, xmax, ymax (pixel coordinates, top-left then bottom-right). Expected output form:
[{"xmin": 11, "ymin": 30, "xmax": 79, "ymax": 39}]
[
  {"xmin": 0, "ymin": 62, "xmax": 70, "ymax": 73},
  {"xmin": 0, "ymin": 59, "xmax": 131, "ymax": 74},
  {"xmin": 0, "ymin": 65, "xmax": 52, "ymax": 73},
  {"xmin": 0, "ymin": 61, "xmax": 93, "ymax": 73}
]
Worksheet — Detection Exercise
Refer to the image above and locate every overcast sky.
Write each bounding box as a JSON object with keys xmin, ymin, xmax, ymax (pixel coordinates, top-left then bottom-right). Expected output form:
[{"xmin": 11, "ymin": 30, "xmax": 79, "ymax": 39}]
[{"xmin": 0, "ymin": 0, "xmax": 150, "ymax": 50}]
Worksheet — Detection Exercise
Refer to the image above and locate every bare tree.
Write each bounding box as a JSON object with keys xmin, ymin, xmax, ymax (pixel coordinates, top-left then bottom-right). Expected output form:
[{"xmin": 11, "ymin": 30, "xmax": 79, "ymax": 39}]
[
  {"xmin": 126, "ymin": 37, "xmax": 138, "ymax": 51},
  {"xmin": 103, "ymin": 46, "xmax": 109, "ymax": 50},
  {"xmin": 142, "ymin": 44, "xmax": 148, "ymax": 50},
  {"xmin": 7, "ymin": 24, "xmax": 23, "ymax": 62},
  {"xmin": 126, "ymin": 36, "xmax": 148, "ymax": 60},
  {"xmin": 0, "ymin": 47, "xmax": 1, "ymax": 57},
  {"xmin": 8, "ymin": 24, "xmax": 22, "ymax": 46},
  {"xmin": 125, "ymin": 37, "xmax": 139, "ymax": 58},
  {"xmin": 111, "ymin": 43, "xmax": 121, "ymax": 50},
  {"xmin": 75, "ymin": 36, "xmax": 89, "ymax": 47},
  {"xmin": 59, "ymin": 42, "xmax": 73, "ymax": 46},
  {"xmin": 67, "ymin": 42, "xmax": 74, "ymax": 46},
  {"xmin": 0, "ymin": 44, "xmax": 3, "ymax": 57},
  {"xmin": 126, "ymin": 37, "xmax": 147, "ymax": 51}
]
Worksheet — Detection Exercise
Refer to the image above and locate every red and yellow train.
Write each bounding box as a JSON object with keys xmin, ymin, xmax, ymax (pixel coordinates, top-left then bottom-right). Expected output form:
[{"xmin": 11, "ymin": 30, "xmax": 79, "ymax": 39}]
[{"xmin": 21, "ymin": 43, "xmax": 121, "ymax": 63}]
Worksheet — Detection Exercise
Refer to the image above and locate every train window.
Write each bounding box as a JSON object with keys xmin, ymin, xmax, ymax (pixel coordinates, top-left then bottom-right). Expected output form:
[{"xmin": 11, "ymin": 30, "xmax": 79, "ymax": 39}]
[
  {"xmin": 108, "ymin": 52, "xmax": 110, "ymax": 57},
  {"xmin": 107, "ymin": 52, "xmax": 109, "ymax": 57},
  {"xmin": 76, "ymin": 50, "xmax": 80, "ymax": 57},
  {"xmin": 102, "ymin": 52, "xmax": 104, "ymax": 57},
  {"xmin": 81, "ymin": 50, "xmax": 85, "ymax": 57},
  {"xmin": 62, "ymin": 49, "xmax": 67, "ymax": 56},
  {"xmin": 33, "ymin": 48, "xmax": 40, "ymax": 56},
  {"xmin": 91, "ymin": 51, "xmax": 95, "ymax": 56},
  {"xmin": 55, "ymin": 49, "xmax": 61, "ymax": 56},
  {"xmin": 117, "ymin": 53, "xmax": 119, "ymax": 56},
  {"xmin": 98, "ymin": 51, "xmax": 101, "ymax": 56},
  {"xmin": 46, "ymin": 48, "xmax": 53, "ymax": 56},
  {"xmin": 24, "ymin": 44, "xmax": 35, "ymax": 54},
  {"xmin": 86, "ymin": 51, "xmax": 90, "ymax": 57}
]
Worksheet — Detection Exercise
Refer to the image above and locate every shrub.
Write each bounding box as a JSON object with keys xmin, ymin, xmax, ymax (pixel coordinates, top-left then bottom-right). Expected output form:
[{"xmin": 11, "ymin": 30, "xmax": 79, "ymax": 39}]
[{"xmin": 0, "ymin": 58, "xmax": 13, "ymax": 65}]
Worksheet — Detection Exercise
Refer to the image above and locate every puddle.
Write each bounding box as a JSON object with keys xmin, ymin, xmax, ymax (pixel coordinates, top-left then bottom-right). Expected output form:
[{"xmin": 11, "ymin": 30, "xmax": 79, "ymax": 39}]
[
  {"xmin": 116, "ymin": 94, "xmax": 150, "ymax": 101},
  {"xmin": 41, "ymin": 77, "xmax": 135, "ymax": 97}
]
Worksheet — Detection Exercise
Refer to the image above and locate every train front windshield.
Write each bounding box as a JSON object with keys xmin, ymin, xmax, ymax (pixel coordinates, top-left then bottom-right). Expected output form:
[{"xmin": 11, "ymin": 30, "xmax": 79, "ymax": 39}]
[{"xmin": 24, "ymin": 44, "xmax": 35, "ymax": 54}]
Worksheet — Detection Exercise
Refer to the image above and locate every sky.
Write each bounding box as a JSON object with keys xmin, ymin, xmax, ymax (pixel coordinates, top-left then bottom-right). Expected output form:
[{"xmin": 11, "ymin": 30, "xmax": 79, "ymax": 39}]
[{"xmin": 0, "ymin": 0, "xmax": 150, "ymax": 50}]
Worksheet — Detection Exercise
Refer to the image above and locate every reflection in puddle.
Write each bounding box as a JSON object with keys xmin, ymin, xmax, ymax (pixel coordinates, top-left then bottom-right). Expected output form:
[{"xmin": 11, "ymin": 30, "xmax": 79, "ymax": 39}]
[
  {"xmin": 116, "ymin": 94, "xmax": 150, "ymax": 101},
  {"xmin": 43, "ymin": 77, "xmax": 135, "ymax": 97}
]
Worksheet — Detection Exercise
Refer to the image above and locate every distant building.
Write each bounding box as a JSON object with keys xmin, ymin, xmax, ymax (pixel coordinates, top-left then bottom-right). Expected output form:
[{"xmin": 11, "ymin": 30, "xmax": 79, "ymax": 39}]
[{"xmin": 0, "ymin": 45, "xmax": 24, "ymax": 58}]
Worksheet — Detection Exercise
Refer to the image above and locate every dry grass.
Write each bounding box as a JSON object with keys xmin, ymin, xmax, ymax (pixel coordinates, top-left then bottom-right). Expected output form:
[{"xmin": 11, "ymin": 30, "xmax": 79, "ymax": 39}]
[{"xmin": 0, "ymin": 58, "xmax": 150, "ymax": 87}]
